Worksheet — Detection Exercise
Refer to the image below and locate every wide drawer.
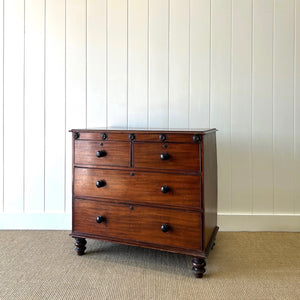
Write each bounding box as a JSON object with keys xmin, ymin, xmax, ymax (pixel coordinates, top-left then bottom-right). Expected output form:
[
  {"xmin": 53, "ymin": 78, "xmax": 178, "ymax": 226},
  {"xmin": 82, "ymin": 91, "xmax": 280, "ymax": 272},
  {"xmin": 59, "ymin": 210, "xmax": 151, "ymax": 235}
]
[
  {"xmin": 74, "ymin": 140, "xmax": 130, "ymax": 167},
  {"xmin": 134, "ymin": 142, "xmax": 200, "ymax": 171},
  {"xmin": 74, "ymin": 168, "xmax": 201, "ymax": 208},
  {"xmin": 73, "ymin": 199, "xmax": 202, "ymax": 250}
]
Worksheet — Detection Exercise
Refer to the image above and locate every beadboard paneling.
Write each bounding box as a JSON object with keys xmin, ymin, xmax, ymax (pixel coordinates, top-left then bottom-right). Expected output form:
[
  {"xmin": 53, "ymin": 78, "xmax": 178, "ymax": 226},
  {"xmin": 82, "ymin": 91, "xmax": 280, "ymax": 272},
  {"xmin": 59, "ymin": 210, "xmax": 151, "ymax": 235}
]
[
  {"xmin": 0, "ymin": 0, "xmax": 3, "ymax": 213},
  {"xmin": 107, "ymin": 0, "xmax": 128, "ymax": 127},
  {"xmin": 210, "ymin": 0, "xmax": 232, "ymax": 213},
  {"xmin": 65, "ymin": 0, "xmax": 87, "ymax": 214},
  {"xmin": 296, "ymin": 0, "xmax": 300, "ymax": 214},
  {"xmin": 24, "ymin": 0, "xmax": 45, "ymax": 212},
  {"xmin": 252, "ymin": 0, "xmax": 274, "ymax": 214},
  {"xmin": 169, "ymin": 0, "xmax": 189, "ymax": 128},
  {"xmin": 189, "ymin": 0, "xmax": 210, "ymax": 129},
  {"xmin": 45, "ymin": 0, "xmax": 66, "ymax": 213},
  {"xmin": 273, "ymin": 0, "xmax": 295, "ymax": 214},
  {"xmin": 0, "ymin": 0, "xmax": 299, "ymax": 230},
  {"xmin": 3, "ymin": 0, "xmax": 24, "ymax": 213},
  {"xmin": 148, "ymin": 0, "xmax": 169, "ymax": 128},
  {"xmin": 128, "ymin": 0, "xmax": 148, "ymax": 128},
  {"xmin": 230, "ymin": 0, "xmax": 252, "ymax": 213},
  {"xmin": 87, "ymin": 0, "xmax": 107, "ymax": 128}
]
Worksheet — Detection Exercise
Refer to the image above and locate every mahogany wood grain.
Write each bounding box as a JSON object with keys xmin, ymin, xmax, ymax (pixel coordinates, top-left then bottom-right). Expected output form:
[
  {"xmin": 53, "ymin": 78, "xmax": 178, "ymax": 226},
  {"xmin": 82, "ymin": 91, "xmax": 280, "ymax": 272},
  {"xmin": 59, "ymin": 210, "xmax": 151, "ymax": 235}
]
[
  {"xmin": 134, "ymin": 142, "xmax": 200, "ymax": 171},
  {"xmin": 74, "ymin": 168, "xmax": 201, "ymax": 208},
  {"xmin": 73, "ymin": 199, "xmax": 202, "ymax": 250},
  {"xmin": 202, "ymin": 132, "xmax": 218, "ymax": 250},
  {"xmin": 74, "ymin": 140, "xmax": 130, "ymax": 167},
  {"xmin": 70, "ymin": 128, "xmax": 218, "ymax": 278}
]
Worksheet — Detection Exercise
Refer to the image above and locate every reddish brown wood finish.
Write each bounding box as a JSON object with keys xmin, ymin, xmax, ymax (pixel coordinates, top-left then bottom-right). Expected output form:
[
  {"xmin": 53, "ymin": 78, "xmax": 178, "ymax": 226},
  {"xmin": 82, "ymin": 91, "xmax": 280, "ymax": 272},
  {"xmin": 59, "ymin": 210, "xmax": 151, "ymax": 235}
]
[
  {"xmin": 203, "ymin": 132, "xmax": 218, "ymax": 250},
  {"xmin": 73, "ymin": 199, "xmax": 202, "ymax": 250},
  {"xmin": 134, "ymin": 142, "xmax": 200, "ymax": 171},
  {"xmin": 74, "ymin": 168, "xmax": 201, "ymax": 208},
  {"xmin": 70, "ymin": 128, "xmax": 218, "ymax": 278},
  {"xmin": 75, "ymin": 140, "xmax": 130, "ymax": 167}
]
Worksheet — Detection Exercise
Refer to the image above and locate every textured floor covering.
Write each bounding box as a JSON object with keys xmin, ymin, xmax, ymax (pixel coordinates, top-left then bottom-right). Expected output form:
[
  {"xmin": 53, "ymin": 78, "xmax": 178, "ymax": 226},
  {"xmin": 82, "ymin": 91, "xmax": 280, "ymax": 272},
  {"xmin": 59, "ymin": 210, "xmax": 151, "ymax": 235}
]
[{"xmin": 0, "ymin": 231, "xmax": 299, "ymax": 300}]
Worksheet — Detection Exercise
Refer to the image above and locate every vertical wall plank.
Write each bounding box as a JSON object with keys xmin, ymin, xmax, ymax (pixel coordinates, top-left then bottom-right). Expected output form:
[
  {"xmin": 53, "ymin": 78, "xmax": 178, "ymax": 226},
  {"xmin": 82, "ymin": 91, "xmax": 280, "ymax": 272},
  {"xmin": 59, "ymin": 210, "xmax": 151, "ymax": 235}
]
[
  {"xmin": 252, "ymin": 0, "xmax": 274, "ymax": 214},
  {"xmin": 0, "ymin": 0, "xmax": 3, "ymax": 212},
  {"xmin": 66, "ymin": 0, "xmax": 86, "ymax": 213},
  {"xmin": 107, "ymin": 0, "xmax": 127, "ymax": 127},
  {"xmin": 210, "ymin": 0, "xmax": 232, "ymax": 213},
  {"xmin": 230, "ymin": 0, "xmax": 252, "ymax": 213},
  {"xmin": 87, "ymin": 0, "xmax": 106, "ymax": 127},
  {"xmin": 24, "ymin": 0, "xmax": 45, "ymax": 212},
  {"xmin": 148, "ymin": 0, "xmax": 169, "ymax": 128},
  {"xmin": 3, "ymin": 0, "xmax": 24, "ymax": 212},
  {"xmin": 128, "ymin": 0, "xmax": 148, "ymax": 128},
  {"xmin": 45, "ymin": 0, "xmax": 66, "ymax": 213},
  {"xmin": 169, "ymin": 0, "xmax": 189, "ymax": 128},
  {"xmin": 295, "ymin": 0, "xmax": 300, "ymax": 214},
  {"xmin": 189, "ymin": 0, "xmax": 210, "ymax": 128},
  {"xmin": 273, "ymin": 0, "xmax": 295, "ymax": 214}
]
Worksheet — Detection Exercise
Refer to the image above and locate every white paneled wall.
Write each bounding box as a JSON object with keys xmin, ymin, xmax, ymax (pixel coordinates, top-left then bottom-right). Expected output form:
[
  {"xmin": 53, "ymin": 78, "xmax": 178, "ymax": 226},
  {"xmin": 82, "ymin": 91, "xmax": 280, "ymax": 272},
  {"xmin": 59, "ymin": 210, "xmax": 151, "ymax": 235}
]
[{"xmin": 0, "ymin": 0, "xmax": 299, "ymax": 230}]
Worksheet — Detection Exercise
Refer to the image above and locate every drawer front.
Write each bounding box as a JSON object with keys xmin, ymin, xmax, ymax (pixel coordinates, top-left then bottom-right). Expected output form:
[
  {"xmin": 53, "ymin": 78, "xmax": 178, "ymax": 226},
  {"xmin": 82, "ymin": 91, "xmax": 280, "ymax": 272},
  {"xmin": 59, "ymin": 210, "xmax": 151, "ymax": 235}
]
[
  {"xmin": 74, "ymin": 168, "xmax": 201, "ymax": 208},
  {"xmin": 134, "ymin": 142, "xmax": 200, "ymax": 171},
  {"xmin": 73, "ymin": 199, "xmax": 202, "ymax": 250},
  {"xmin": 75, "ymin": 140, "xmax": 130, "ymax": 167}
]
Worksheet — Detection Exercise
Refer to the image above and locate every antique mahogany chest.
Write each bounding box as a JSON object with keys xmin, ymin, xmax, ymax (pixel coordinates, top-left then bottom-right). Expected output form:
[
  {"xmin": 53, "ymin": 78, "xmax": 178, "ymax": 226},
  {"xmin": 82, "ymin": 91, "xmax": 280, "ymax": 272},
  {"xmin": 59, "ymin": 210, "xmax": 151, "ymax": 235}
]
[{"xmin": 70, "ymin": 128, "xmax": 218, "ymax": 278}]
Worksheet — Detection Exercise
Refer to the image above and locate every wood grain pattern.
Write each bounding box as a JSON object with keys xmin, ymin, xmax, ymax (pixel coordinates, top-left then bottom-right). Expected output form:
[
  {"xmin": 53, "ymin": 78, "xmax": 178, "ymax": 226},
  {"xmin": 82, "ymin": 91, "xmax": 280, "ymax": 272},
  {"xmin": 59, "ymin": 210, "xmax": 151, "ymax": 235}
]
[
  {"xmin": 134, "ymin": 142, "xmax": 200, "ymax": 171},
  {"xmin": 71, "ymin": 129, "xmax": 218, "ymax": 277},
  {"xmin": 203, "ymin": 132, "xmax": 218, "ymax": 250},
  {"xmin": 74, "ymin": 168, "xmax": 201, "ymax": 208},
  {"xmin": 74, "ymin": 141, "xmax": 131, "ymax": 167},
  {"xmin": 73, "ymin": 199, "xmax": 202, "ymax": 250}
]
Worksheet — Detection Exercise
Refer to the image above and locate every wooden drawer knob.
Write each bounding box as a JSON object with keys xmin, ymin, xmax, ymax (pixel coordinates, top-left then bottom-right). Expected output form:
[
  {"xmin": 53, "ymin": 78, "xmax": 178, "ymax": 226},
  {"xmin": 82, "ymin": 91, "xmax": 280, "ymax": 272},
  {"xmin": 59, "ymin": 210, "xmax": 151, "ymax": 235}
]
[
  {"xmin": 100, "ymin": 133, "xmax": 108, "ymax": 140},
  {"xmin": 128, "ymin": 133, "xmax": 136, "ymax": 141},
  {"xmin": 73, "ymin": 132, "xmax": 80, "ymax": 139},
  {"xmin": 159, "ymin": 134, "xmax": 167, "ymax": 142},
  {"xmin": 96, "ymin": 150, "xmax": 106, "ymax": 158},
  {"xmin": 161, "ymin": 224, "xmax": 170, "ymax": 233},
  {"xmin": 96, "ymin": 180, "xmax": 106, "ymax": 188},
  {"xmin": 161, "ymin": 185, "xmax": 170, "ymax": 193},
  {"xmin": 96, "ymin": 215, "xmax": 106, "ymax": 223},
  {"xmin": 160, "ymin": 153, "xmax": 170, "ymax": 160}
]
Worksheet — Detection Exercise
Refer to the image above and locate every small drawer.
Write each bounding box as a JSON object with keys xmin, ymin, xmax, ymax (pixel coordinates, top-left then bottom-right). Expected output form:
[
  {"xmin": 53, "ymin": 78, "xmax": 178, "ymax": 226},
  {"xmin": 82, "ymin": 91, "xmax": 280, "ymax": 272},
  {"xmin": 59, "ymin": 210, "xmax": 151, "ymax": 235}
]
[
  {"xmin": 74, "ymin": 168, "xmax": 201, "ymax": 208},
  {"xmin": 73, "ymin": 199, "xmax": 202, "ymax": 250},
  {"xmin": 74, "ymin": 140, "xmax": 130, "ymax": 167},
  {"xmin": 134, "ymin": 142, "xmax": 200, "ymax": 171}
]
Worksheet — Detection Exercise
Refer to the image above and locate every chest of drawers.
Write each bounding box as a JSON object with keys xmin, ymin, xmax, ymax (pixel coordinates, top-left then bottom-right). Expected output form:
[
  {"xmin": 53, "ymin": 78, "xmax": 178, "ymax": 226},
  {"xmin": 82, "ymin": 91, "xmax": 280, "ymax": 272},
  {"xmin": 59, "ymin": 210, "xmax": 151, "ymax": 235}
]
[{"xmin": 70, "ymin": 129, "xmax": 218, "ymax": 278}]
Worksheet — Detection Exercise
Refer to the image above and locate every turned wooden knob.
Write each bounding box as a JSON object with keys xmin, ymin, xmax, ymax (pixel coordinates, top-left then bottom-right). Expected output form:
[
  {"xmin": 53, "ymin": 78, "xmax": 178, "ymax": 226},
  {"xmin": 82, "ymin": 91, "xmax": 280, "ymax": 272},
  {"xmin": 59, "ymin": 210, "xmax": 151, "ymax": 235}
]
[
  {"xmin": 159, "ymin": 134, "xmax": 167, "ymax": 142},
  {"xmin": 96, "ymin": 180, "xmax": 106, "ymax": 188},
  {"xmin": 96, "ymin": 216, "xmax": 105, "ymax": 223},
  {"xmin": 161, "ymin": 185, "xmax": 170, "ymax": 193},
  {"xmin": 160, "ymin": 153, "xmax": 170, "ymax": 160},
  {"xmin": 161, "ymin": 224, "xmax": 170, "ymax": 233},
  {"xmin": 128, "ymin": 133, "xmax": 136, "ymax": 141},
  {"xmin": 96, "ymin": 150, "xmax": 106, "ymax": 157},
  {"xmin": 193, "ymin": 134, "xmax": 201, "ymax": 143},
  {"xmin": 100, "ymin": 133, "xmax": 108, "ymax": 140},
  {"xmin": 73, "ymin": 132, "xmax": 80, "ymax": 139}
]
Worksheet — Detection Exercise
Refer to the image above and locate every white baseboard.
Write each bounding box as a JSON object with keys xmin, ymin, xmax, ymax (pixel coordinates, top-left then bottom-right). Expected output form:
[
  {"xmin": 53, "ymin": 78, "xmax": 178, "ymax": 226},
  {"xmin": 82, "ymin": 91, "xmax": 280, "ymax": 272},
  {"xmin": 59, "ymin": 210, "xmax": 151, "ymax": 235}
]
[
  {"xmin": 0, "ymin": 213, "xmax": 72, "ymax": 230},
  {"xmin": 218, "ymin": 214, "xmax": 300, "ymax": 232},
  {"xmin": 0, "ymin": 213, "xmax": 299, "ymax": 231}
]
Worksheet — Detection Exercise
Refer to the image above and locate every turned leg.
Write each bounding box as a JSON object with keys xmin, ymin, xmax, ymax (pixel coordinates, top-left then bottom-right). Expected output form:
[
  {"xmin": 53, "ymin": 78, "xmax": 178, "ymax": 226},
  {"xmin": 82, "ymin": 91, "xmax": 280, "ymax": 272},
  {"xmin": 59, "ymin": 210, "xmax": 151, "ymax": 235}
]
[
  {"xmin": 192, "ymin": 257, "xmax": 206, "ymax": 278},
  {"xmin": 74, "ymin": 237, "xmax": 87, "ymax": 256},
  {"xmin": 211, "ymin": 242, "xmax": 216, "ymax": 250}
]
